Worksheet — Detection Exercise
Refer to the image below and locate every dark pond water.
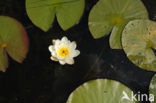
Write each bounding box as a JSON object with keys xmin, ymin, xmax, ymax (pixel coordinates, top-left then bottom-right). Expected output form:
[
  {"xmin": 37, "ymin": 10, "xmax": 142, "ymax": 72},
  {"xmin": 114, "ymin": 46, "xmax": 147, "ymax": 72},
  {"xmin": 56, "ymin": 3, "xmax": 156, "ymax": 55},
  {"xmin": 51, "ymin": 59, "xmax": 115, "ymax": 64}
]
[{"xmin": 0, "ymin": 0, "xmax": 156, "ymax": 103}]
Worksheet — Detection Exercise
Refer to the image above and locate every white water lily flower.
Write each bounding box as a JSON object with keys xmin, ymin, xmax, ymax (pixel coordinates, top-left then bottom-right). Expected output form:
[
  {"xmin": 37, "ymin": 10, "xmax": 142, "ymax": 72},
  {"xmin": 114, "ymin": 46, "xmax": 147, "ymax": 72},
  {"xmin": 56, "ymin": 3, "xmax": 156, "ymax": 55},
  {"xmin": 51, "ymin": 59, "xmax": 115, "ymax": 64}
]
[{"xmin": 48, "ymin": 36, "xmax": 80, "ymax": 65}]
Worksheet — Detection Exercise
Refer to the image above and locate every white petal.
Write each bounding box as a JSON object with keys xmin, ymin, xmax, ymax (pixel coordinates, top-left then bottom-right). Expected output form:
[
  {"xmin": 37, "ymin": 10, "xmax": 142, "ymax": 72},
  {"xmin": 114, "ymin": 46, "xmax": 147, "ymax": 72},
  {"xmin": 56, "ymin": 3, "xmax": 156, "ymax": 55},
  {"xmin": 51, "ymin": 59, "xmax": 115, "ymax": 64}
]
[
  {"xmin": 48, "ymin": 45, "xmax": 57, "ymax": 56},
  {"xmin": 52, "ymin": 51, "xmax": 57, "ymax": 57},
  {"xmin": 69, "ymin": 41, "xmax": 76, "ymax": 49},
  {"xmin": 75, "ymin": 50, "xmax": 80, "ymax": 56},
  {"xmin": 70, "ymin": 50, "xmax": 80, "ymax": 57},
  {"xmin": 65, "ymin": 58, "xmax": 74, "ymax": 65},
  {"xmin": 48, "ymin": 45, "xmax": 53, "ymax": 52},
  {"xmin": 59, "ymin": 60, "xmax": 66, "ymax": 65},
  {"xmin": 52, "ymin": 40, "xmax": 55, "ymax": 44},
  {"xmin": 74, "ymin": 50, "xmax": 80, "ymax": 57},
  {"xmin": 61, "ymin": 36, "xmax": 71, "ymax": 45},
  {"xmin": 61, "ymin": 36, "xmax": 68, "ymax": 42},
  {"xmin": 50, "ymin": 56, "xmax": 58, "ymax": 61},
  {"xmin": 54, "ymin": 39, "xmax": 61, "ymax": 46},
  {"xmin": 54, "ymin": 40, "xmax": 61, "ymax": 50}
]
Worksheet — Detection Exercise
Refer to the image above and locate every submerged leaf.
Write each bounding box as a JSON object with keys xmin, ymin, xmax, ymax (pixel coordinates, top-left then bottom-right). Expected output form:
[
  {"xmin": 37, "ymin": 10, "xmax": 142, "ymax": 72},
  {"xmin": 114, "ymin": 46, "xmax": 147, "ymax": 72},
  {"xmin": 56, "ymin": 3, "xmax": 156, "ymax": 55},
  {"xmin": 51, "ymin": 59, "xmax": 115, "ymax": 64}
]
[
  {"xmin": 0, "ymin": 16, "xmax": 29, "ymax": 72},
  {"xmin": 66, "ymin": 79, "xmax": 137, "ymax": 103},
  {"xmin": 122, "ymin": 20, "xmax": 156, "ymax": 71},
  {"xmin": 89, "ymin": 0, "xmax": 148, "ymax": 49},
  {"xmin": 26, "ymin": 0, "xmax": 85, "ymax": 31}
]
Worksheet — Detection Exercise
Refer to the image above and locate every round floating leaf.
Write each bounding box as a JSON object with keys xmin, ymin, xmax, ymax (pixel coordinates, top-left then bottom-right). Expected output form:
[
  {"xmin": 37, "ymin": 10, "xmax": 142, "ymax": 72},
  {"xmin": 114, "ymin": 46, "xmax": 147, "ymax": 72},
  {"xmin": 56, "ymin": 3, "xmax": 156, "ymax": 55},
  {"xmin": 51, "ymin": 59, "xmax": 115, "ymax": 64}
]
[
  {"xmin": 26, "ymin": 0, "xmax": 85, "ymax": 31},
  {"xmin": 66, "ymin": 79, "xmax": 137, "ymax": 103},
  {"xmin": 149, "ymin": 74, "xmax": 156, "ymax": 103},
  {"xmin": 0, "ymin": 16, "xmax": 29, "ymax": 72},
  {"xmin": 122, "ymin": 20, "xmax": 156, "ymax": 71},
  {"xmin": 89, "ymin": 0, "xmax": 148, "ymax": 49}
]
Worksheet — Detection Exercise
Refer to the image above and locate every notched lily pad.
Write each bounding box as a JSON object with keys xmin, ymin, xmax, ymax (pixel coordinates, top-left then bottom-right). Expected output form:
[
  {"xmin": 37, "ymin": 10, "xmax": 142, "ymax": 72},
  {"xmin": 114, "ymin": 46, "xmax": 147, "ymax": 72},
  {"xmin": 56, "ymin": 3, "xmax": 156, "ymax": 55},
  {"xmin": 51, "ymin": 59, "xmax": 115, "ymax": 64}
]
[
  {"xmin": 149, "ymin": 74, "xmax": 156, "ymax": 103},
  {"xmin": 26, "ymin": 0, "xmax": 85, "ymax": 31},
  {"xmin": 89, "ymin": 0, "xmax": 148, "ymax": 49},
  {"xmin": 0, "ymin": 16, "xmax": 29, "ymax": 72},
  {"xmin": 66, "ymin": 79, "xmax": 137, "ymax": 103},
  {"xmin": 122, "ymin": 20, "xmax": 156, "ymax": 71}
]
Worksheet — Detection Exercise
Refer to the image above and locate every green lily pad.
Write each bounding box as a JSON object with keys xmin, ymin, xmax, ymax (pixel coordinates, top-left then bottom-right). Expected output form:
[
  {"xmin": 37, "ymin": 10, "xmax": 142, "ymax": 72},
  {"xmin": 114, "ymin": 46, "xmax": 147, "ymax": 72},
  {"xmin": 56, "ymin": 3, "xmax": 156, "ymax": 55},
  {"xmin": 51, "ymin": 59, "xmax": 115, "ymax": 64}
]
[
  {"xmin": 122, "ymin": 20, "xmax": 156, "ymax": 71},
  {"xmin": 149, "ymin": 74, "xmax": 156, "ymax": 103},
  {"xmin": 26, "ymin": 0, "xmax": 85, "ymax": 31},
  {"xmin": 0, "ymin": 16, "xmax": 29, "ymax": 72},
  {"xmin": 88, "ymin": 0, "xmax": 148, "ymax": 49},
  {"xmin": 66, "ymin": 79, "xmax": 137, "ymax": 103}
]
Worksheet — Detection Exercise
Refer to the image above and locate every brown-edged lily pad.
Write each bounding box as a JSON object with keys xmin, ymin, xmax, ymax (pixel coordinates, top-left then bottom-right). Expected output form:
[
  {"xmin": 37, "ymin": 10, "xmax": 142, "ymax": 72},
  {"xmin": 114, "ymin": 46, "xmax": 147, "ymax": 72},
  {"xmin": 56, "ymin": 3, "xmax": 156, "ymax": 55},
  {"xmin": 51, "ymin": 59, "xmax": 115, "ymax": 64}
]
[
  {"xmin": 122, "ymin": 20, "xmax": 156, "ymax": 71},
  {"xmin": 0, "ymin": 16, "xmax": 29, "ymax": 72}
]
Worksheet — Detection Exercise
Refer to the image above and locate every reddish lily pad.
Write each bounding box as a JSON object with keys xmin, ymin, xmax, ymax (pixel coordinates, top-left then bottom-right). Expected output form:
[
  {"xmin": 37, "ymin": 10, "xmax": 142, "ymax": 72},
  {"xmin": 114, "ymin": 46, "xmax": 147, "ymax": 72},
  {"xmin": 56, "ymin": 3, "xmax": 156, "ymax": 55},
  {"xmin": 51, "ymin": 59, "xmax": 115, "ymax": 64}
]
[{"xmin": 0, "ymin": 16, "xmax": 29, "ymax": 72}]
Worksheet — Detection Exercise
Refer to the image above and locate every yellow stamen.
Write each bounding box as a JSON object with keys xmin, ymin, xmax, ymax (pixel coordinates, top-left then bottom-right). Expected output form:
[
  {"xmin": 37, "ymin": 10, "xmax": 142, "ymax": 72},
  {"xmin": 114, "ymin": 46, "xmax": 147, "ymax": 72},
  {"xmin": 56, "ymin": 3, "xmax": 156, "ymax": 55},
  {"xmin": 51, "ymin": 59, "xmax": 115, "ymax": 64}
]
[
  {"xmin": 57, "ymin": 46, "xmax": 69, "ymax": 58},
  {"xmin": 1, "ymin": 43, "xmax": 7, "ymax": 48}
]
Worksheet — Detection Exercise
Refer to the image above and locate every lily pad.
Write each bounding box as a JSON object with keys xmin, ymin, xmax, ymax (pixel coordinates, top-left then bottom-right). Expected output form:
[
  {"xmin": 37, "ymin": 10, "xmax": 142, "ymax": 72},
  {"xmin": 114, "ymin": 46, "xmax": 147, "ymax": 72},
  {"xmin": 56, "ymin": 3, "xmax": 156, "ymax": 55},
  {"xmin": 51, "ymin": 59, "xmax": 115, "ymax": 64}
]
[
  {"xmin": 26, "ymin": 0, "xmax": 85, "ymax": 31},
  {"xmin": 66, "ymin": 79, "xmax": 137, "ymax": 103},
  {"xmin": 0, "ymin": 16, "xmax": 29, "ymax": 72},
  {"xmin": 149, "ymin": 74, "xmax": 156, "ymax": 103},
  {"xmin": 122, "ymin": 20, "xmax": 156, "ymax": 71},
  {"xmin": 89, "ymin": 0, "xmax": 148, "ymax": 49}
]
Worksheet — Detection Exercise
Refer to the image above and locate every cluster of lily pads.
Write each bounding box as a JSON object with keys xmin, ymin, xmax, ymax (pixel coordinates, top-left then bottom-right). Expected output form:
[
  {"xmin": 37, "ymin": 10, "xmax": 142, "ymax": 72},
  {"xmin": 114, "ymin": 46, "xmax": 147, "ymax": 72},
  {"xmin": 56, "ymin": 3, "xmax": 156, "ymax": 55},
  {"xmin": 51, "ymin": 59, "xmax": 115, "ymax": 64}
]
[
  {"xmin": 0, "ymin": 0, "xmax": 85, "ymax": 72},
  {"xmin": 26, "ymin": 0, "xmax": 156, "ymax": 102},
  {"xmin": 89, "ymin": 0, "xmax": 156, "ymax": 72},
  {"xmin": 85, "ymin": 0, "xmax": 156, "ymax": 102},
  {"xmin": 0, "ymin": 0, "xmax": 156, "ymax": 102},
  {"xmin": 26, "ymin": 0, "xmax": 156, "ymax": 72}
]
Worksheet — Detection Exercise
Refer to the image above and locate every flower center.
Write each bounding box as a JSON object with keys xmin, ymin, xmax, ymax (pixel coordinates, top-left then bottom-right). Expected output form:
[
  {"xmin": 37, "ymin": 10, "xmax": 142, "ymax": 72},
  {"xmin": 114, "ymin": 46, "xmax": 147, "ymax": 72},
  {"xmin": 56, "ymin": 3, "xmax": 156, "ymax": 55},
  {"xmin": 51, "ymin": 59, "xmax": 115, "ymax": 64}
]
[
  {"xmin": 1, "ymin": 43, "xmax": 7, "ymax": 48},
  {"xmin": 57, "ymin": 46, "xmax": 69, "ymax": 58}
]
